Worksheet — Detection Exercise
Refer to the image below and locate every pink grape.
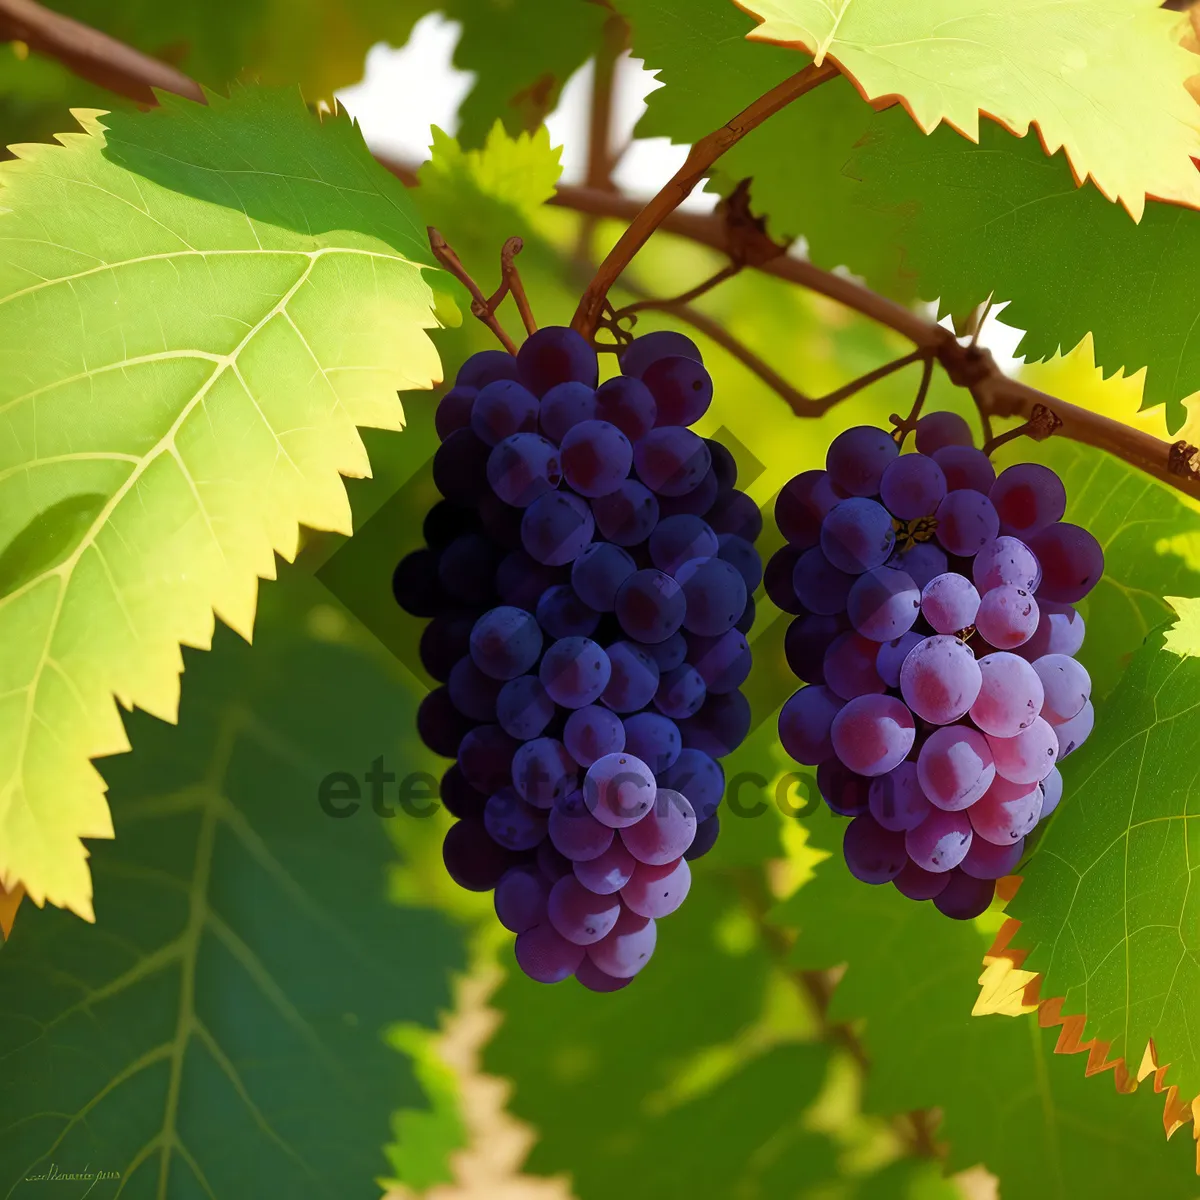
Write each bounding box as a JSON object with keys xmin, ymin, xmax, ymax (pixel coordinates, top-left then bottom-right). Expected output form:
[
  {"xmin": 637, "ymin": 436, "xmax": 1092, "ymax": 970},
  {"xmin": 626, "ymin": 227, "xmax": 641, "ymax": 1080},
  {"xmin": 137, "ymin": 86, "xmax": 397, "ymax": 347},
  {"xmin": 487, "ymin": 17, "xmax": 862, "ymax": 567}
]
[
  {"xmin": 868, "ymin": 761, "xmax": 933, "ymax": 832},
  {"xmin": 960, "ymin": 835, "xmax": 1025, "ymax": 880},
  {"xmin": 900, "ymin": 634, "xmax": 982, "ymax": 725},
  {"xmin": 906, "ymin": 808, "xmax": 973, "ymax": 872},
  {"xmin": 573, "ymin": 840, "xmax": 637, "ymax": 895},
  {"xmin": 970, "ymin": 652, "xmax": 1044, "ymax": 737},
  {"xmin": 587, "ymin": 906, "xmax": 657, "ymax": 977},
  {"xmin": 843, "ymin": 814, "xmax": 908, "ymax": 884},
  {"xmin": 969, "ymin": 775, "xmax": 1043, "ymax": 845},
  {"xmin": 935, "ymin": 489, "xmax": 1000, "ymax": 556},
  {"xmin": 548, "ymin": 875, "xmax": 622, "ymax": 945},
  {"xmin": 893, "ymin": 859, "xmax": 951, "ymax": 900},
  {"xmin": 933, "ymin": 870, "xmax": 996, "ymax": 920},
  {"xmin": 917, "ymin": 725, "xmax": 995, "ymax": 810},
  {"xmin": 987, "ymin": 716, "xmax": 1058, "ymax": 784},
  {"xmin": 830, "ymin": 694, "xmax": 915, "ymax": 777},
  {"xmin": 990, "ymin": 463, "xmax": 1066, "ymax": 537},
  {"xmin": 975, "ymin": 585, "xmax": 1039, "ymax": 649},
  {"xmin": 620, "ymin": 790, "xmax": 697, "ymax": 864},
  {"xmin": 622, "ymin": 857, "xmax": 691, "ymax": 918},
  {"xmin": 779, "ymin": 685, "xmax": 844, "ymax": 765},
  {"xmin": 1055, "ymin": 701, "xmax": 1095, "ymax": 759},
  {"xmin": 1034, "ymin": 654, "xmax": 1091, "ymax": 723},
  {"xmin": 973, "ymin": 536, "xmax": 1040, "ymax": 592},
  {"xmin": 584, "ymin": 752, "xmax": 657, "ymax": 828},
  {"xmin": 921, "ymin": 573, "xmax": 980, "ymax": 634},
  {"xmin": 515, "ymin": 924, "xmax": 585, "ymax": 983}
]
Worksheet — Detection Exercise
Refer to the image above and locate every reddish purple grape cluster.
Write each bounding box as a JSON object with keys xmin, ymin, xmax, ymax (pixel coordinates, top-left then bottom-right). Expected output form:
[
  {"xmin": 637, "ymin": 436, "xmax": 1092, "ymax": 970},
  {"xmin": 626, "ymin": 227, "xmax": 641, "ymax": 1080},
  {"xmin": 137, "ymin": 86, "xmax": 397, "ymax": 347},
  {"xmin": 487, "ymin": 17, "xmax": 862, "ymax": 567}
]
[
  {"xmin": 771, "ymin": 411, "xmax": 1101, "ymax": 919},
  {"xmin": 393, "ymin": 327, "xmax": 760, "ymax": 989}
]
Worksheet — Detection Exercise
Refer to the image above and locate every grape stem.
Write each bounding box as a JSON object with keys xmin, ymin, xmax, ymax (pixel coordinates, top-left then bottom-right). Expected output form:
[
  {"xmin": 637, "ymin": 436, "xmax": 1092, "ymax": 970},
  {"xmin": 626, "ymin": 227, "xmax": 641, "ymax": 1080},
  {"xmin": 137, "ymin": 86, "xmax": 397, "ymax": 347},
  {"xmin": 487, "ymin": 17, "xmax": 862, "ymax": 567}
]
[
  {"xmin": 427, "ymin": 228, "xmax": 519, "ymax": 354},
  {"xmin": 488, "ymin": 238, "xmax": 538, "ymax": 337},
  {"xmin": 890, "ymin": 356, "xmax": 936, "ymax": 448}
]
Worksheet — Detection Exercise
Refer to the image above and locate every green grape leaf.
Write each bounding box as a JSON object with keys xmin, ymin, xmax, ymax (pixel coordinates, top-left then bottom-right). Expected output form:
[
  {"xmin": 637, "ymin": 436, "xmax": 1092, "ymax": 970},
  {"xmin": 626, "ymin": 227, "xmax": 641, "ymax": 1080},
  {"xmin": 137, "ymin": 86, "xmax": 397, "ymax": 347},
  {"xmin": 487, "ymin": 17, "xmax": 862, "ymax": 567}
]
[
  {"xmin": 0, "ymin": 571, "xmax": 464, "ymax": 1196},
  {"xmin": 0, "ymin": 87, "xmax": 442, "ymax": 918},
  {"xmin": 615, "ymin": 0, "xmax": 912, "ymax": 297},
  {"xmin": 775, "ymin": 808, "xmax": 1200, "ymax": 1197},
  {"xmin": 734, "ymin": 0, "xmax": 1200, "ymax": 219},
  {"xmin": 854, "ymin": 113, "xmax": 1200, "ymax": 431}
]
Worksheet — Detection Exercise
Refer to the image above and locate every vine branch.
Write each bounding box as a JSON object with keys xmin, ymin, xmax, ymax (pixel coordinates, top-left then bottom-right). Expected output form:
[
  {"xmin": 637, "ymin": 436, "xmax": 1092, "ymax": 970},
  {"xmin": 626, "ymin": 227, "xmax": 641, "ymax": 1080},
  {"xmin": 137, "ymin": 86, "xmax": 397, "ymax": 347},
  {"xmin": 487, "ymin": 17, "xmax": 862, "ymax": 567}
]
[{"xmin": 428, "ymin": 228, "xmax": 518, "ymax": 354}]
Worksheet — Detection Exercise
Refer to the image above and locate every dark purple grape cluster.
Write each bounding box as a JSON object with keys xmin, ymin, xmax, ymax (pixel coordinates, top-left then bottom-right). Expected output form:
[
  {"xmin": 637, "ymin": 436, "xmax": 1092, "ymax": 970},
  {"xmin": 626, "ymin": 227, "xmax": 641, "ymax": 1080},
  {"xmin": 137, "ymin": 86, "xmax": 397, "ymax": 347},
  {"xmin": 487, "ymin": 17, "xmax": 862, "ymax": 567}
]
[
  {"xmin": 394, "ymin": 327, "xmax": 760, "ymax": 989},
  {"xmin": 771, "ymin": 411, "xmax": 1101, "ymax": 919}
]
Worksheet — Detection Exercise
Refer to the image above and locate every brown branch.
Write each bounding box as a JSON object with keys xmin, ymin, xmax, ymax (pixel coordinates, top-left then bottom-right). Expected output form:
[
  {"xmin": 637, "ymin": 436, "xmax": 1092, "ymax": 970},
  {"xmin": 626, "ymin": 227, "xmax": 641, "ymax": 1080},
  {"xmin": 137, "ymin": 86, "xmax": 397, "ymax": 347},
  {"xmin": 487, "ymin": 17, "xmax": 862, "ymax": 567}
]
[
  {"xmin": 612, "ymin": 262, "xmax": 742, "ymax": 321},
  {"xmin": 892, "ymin": 355, "xmax": 936, "ymax": 447},
  {"xmin": 428, "ymin": 228, "xmax": 517, "ymax": 354},
  {"xmin": 586, "ymin": 15, "xmax": 625, "ymax": 191},
  {"xmin": 499, "ymin": 237, "xmax": 537, "ymax": 336}
]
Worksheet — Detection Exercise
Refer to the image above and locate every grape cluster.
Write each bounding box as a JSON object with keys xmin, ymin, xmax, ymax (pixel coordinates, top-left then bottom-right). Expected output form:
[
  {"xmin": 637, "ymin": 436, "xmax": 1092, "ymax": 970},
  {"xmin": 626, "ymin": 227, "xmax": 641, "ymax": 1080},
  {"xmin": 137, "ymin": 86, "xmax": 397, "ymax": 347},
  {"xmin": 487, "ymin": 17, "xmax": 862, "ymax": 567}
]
[
  {"xmin": 394, "ymin": 326, "xmax": 760, "ymax": 989},
  {"xmin": 772, "ymin": 411, "xmax": 1101, "ymax": 920}
]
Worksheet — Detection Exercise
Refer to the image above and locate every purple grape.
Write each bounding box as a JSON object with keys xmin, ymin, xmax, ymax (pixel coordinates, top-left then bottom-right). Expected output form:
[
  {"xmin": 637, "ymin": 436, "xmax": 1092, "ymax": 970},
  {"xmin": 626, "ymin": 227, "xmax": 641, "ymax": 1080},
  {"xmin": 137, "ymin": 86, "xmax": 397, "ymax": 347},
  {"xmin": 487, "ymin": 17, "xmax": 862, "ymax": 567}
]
[
  {"xmin": 574, "ymin": 839, "xmax": 638, "ymax": 895},
  {"xmin": 512, "ymin": 737, "xmax": 577, "ymax": 809},
  {"xmin": 423, "ymin": 500, "xmax": 481, "ymax": 550},
  {"xmin": 675, "ymin": 557, "xmax": 747, "ymax": 637},
  {"xmin": 917, "ymin": 724, "xmax": 994, "ymax": 811},
  {"xmin": 448, "ymin": 656, "xmax": 503, "ymax": 722},
  {"xmin": 915, "ymin": 411, "xmax": 973, "ymax": 455},
  {"xmin": 716, "ymin": 534, "xmax": 762, "ymax": 592},
  {"xmin": 976, "ymin": 585, "xmax": 1039, "ymax": 649},
  {"xmin": 549, "ymin": 790, "xmax": 615, "ymax": 861},
  {"xmin": 707, "ymin": 439, "xmax": 738, "ymax": 494},
  {"xmin": 987, "ymin": 716, "xmax": 1058, "ymax": 784},
  {"xmin": 1029, "ymin": 523, "xmax": 1104, "ymax": 603},
  {"xmin": 847, "ymin": 566, "xmax": 920, "ymax": 642},
  {"xmin": 685, "ymin": 814, "xmax": 720, "ymax": 861},
  {"xmin": 679, "ymin": 690, "xmax": 751, "ymax": 758},
  {"xmin": 1033, "ymin": 654, "xmax": 1091, "ymax": 724},
  {"xmin": 973, "ymin": 536, "xmax": 1040, "ymax": 593},
  {"xmin": 594, "ymin": 375, "xmax": 656, "ymax": 440},
  {"xmin": 933, "ymin": 870, "xmax": 996, "ymax": 919},
  {"xmin": 561, "ymin": 419, "xmax": 634, "ymax": 498},
  {"xmin": 656, "ymin": 467, "xmax": 719, "ymax": 518},
  {"xmin": 420, "ymin": 612, "xmax": 477, "ymax": 683},
  {"xmin": 436, "ymin": 386, "xmax": 476, "ymax": 440},
  {"xmin": 478, "ymin": 491, "xmax": 525, "ymax": 550},
  {"xmin": 563, "ymin": 705, "xmax": 626, "ymax": 768},
  {"xmin": 830, "ymin": 694, "xmax": 915, "ymax": 777},
  {"xmin": 875, "ymin": 631, "xmax": 923, "ymax": 689},
  {"xmin": 592, "ymin": 480, "xmax": 660, "ymax": 546},
  {"xmin": 634, "ymin": 427, "xmax": 711, "ymax": 496},
  {"xmin": 621, "ymin": 330, "xmax": 702, "ymax": 378},
  {"xmin": 826, "ymin": 425, "xmax": 899, "ymax": 497},
  {"xmin": 517, "ymin": 326, "xmax": 598, "ymax": 396},
  {"xmin": 765, "ymin": 546, "xmax": 805, "ymax": 614},
  {"xmin": 622, "ymin": 857, "xmax": 690, "ymax": 918},
  {"xmin": 650, "ymin": 515, "xmax": 718, "ymax": 575},
  {"xmin": 1054, "ymin": 701, "xmax": 1094, "ymax": 759},
  {"xmin": 457, "ymin": 348, "xmax": 522, "ymax": 390},
  {"xmin": 602, "ymin": 642, "xmax": 661, "ymax": 712},
  {"xmin": 659, "ymin": 748, "xmax": 724, "ymax": 820},
  {"xmin": 960, "ymin": 835, "xmax": 1025, "ymax": 880},
  {"xmin": 991, "ymin": 463, "xmax": 1066, "ymax": 537},
  {"xmin": 548, "ymin": 876, "xmax": 621, "ymax": 945},
  {"xmin": 515, "ymin": 923, "xmax": 586, "ymax": 983},
  {"xmin": 521, "ymin": 491, "xmax": 595, "ymax": 566},
  {"xmin": 793, "ymin": 547, "xmax": 854, "ymax": 615},
  {"xmin": 868, "ymin": 761, "xmax": 932, "ymax": 832},
  {"xmin": 654, "ymin": 664, "xmax": 707, "ymax": 720},
  {"xmin": 1017, "ymin": 600, "xmax": 1085, "ymax": 660},
  {"xmin": 487, "ymin": 434, "xmax": 562, "ymax": 507},
  {"xmin": 587, "ymin": 905, "xmax": 658, "ymax": 977},
  {"xmin": 785, "ymin": 612, "xmax": 848, "ymax": 684},
  {"xmin": 418, "ymin": 687, "xmax": 477, "ymax": 758},
  {"xmin": 539, "ymin": 637, "xmax": 611, "ymax": 708},
  {"xmin": 615, "ymin": 568, "xmax": 687, "ymax": 643},
  {"xmin": 817, "ymin": 759, "xmax": 871, "ymax": 816},
  {"xmin": 880, "ymin": 453, "xmax": 947, "ymax": 519},
  {"xmin": 469, "ymin": 606, "xmax": 542, "ymax": 681},
  {"xmin": 442, "ymin": 819, "xmax": 517, "ymax": 892},
  {"xmin": 889, "ymin": 541, "xmax": 948, "ymax": 589},
  {"xmin": 775, "ymin": 470, "xmax": 842, "ymax": 548},
  {"xmin": 935, "ymin": 490, "xmax": 1000, "ymax": 556},
  {"xmin": 688, "ymin": 629, "xmax": 751, "ymax": 694},
  {"xmin": 932, "ymin": 446, "xmax": 995, "ymax": 494},
  {"xmin": 536, "ymin": 584, "xmax": 600, "ymax": 639},
  {"xmin": 621, "ymin": 790, "xmax": 697, "ymax": 865},
  {"xmin": 643, "ymin": 355, "xmax": 713, "ymax": 425},
  {"xmin": 484, "ymin": 788, "xmax": 549, "ymax": 851},
  {"xmin": 584, "ymin": 752, "xmax": 657, "ymax": 829},
  {"xmin": 921, "ymin": 573, "xmax": 980, "ymax": 635},
  {"xmin": 439, "ymin": 534, "xmax": 502, "ymax": 606},
  {"xmin": 494, "ymin": 866, "xmax": 550, "ymax": 933},
  {"xmin": 1040, "ymin": 766, "xmax": 1064, "ymax": 817},
  {"xmin": 471, "ymin": 379, "xmax": 539, "ymax": 445},
  {"xmin": 575, "ymin": 957, "xmax": 633, "ymax": 992},
  {"xmin": 540, "ymin": 381, "xmax": 597, "ymax": 443},
  {"xmin": 969, "ymin": 775, "xmax": 1042, "ymax": 845},
  {"xmin": 496, "ymin": 675, "xmax": 556, "ymax": 740},
  {"xmin": 639, "ymin": 631, "xmax": 687, "ymax": 673},
  {"xmin": 893, "ymin": 859, "xmax": 950, "ymax": 900},
  {"xmin": 906, "ymin": 808, "xmax": 973, "ymax": 872},
  {"xmin": 538, "ymin": 840, "xmax": 573, "ymax": 881},
  {"xmin": 571, "ymin": 543, "xmax": 636, "ymax": 612},
  {"xmin": 736, "ymin": 595, "xmax": 756, "ymax": 634},
  {"xmin": 970, "ymin": 652, "xmax": 1044, "ymax": 738},
  {"xmin": 824, "ymin": 631, "xmax": 887, "ymax": 700},
  {"xmin": 820, "ymin": 498, "xmax": 896, "ymax": 574},
  {"xmin": 434, "ymin": 429, "xmax": 492, "ymax": 506},
  {"xmin": 440, "ymin": 764, "xmax": 488, "ymax": 820},
  {"xmin": 900, "ymin": 634, "xmax": 981, "ymax": 725},
  {"xmin": 707, "ymin": 490, "xmax": 763, "ymax": 542},
  {"xmin": 622, "ymin": 712, "xmax": 681, "ymax": 774},
  {"xmin": 779, "ymin": 685, "xmax": 844, "ymax": 765},
  {"xmin": 843, "ymin": 814, "xmax": 908, "ymax": 884},
  {"xmin": 495, "ymin": 549, "xmax": 563, "ymax": 611}
]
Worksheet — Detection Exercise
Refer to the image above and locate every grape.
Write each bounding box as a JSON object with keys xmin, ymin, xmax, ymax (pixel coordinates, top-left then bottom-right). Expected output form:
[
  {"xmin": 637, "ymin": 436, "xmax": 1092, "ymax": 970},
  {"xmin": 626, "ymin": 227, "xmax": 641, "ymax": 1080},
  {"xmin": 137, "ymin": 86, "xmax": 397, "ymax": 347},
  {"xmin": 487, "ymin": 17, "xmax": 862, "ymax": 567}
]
[
  {"xmin": 844, "ymin": 814, "xmax": 908, "ymax": 883},
  {"xmin": 707, "ymin": 439, "xmax": 737, "ymax": 495},
  {"xmin": 824, "ymin": 631, "xmax": 887, "ymax": 700},
  {"xmin": 817, "ymin": 759, "xmax": 871, "ymax": 816},
  {"xmin": 574, "ymin": 838, "xmax": 638, "ymax": 895},
  {"xmin": 575, "ymin": 957, "xmax": 633, "ymax": 992},
  {"xmin": 457, "ymin": 348, "xmax": 522, "ymax": 390},
  {"xmin": 830, "ymin": 694, "xmax": 915, "ymax": 777},
  {"xmin": 420, "ymin": 612, "xmax": 477, "ymax": 682},
  {"xmin": 786, "ymin": 612, "xmax": 848, "ymax": 684},
  {"xmin": 933, "ymin": 870, "xmax": 995, "ymax": 920},
  {"xmin": 685, "ymin": 814, "xmax": 721, "ymax": 861},
  {"xmin": 495, "ymin": 550, "xmax": 563, "ymax": 611},
  {"xmin": 458, "ymin": 725, "xmax": 520, "ymax": 795},
  {"xmin": 471, "ymin": 378, "xmax": 539, "ymax": 445},
  {"xmin": 511, "ymin": 737, "xmax": 577, "ymax": 809},
  {"xmin": 494, "ymin": 866, "xmax": 550, "ymax": 933},
  {"xmin": 434, "ymin": 428, "xmax": 492, "ymax": 506},
  {"xmin": 775, "ymin": 470, "xmax": 842, "ymax": 548},
  {"xmin": 620, "ymin": 330, "xmax": 702, "ymax": 378},
  {"xmin": 900, "ymin": 635, "xmax": 982, "ymax": 725},
  {"xmin": 622, "ymin": 857, "xmax": 691, "ymax": 918},
  {"xmin": 621, "ymin": 790, "xmax": 697, "ymax": 865},
  {"xmin": 972, "ymin": 536, "xmax": 1040, "ymax": 593},
  {"xmin": 975, "ymin": 585, "xmax": 1038, "ymax": 649},
  {"xmin": 921, "ymin": 573, "xmax": 980, "ymax": 635},
  {"xmin": 660, "ymin": 749, "xmax": 725, "ymax": 821},
  {"xmin": 584, "ymin": 752, "xmax": 657, "ymax": 828},
  {"xmin": 876, "ymin": 631, "xmax": 924, "ymax": 690},
  {"xmin": 1033, "ymin": 654, "xmax": 1091, "ymax": 724},
  {"xmin": 657, "ymin": 467, "xmax": 719, "ymax": 518},
  {"xmin": 548, "ymin": 876, "xmax": 622, "ymax": 946},
  {"xmin": 478, "ymin": 491, "xmax": 524, "ymax": 550},
  {"xmin": 990, "ymin": 463, "xmax": 1066, "ymax": 537},
  {"xmin": 847, "ymin": 566, "xmax": 920, "ymax": 642},
  {"xmin": 717, "ymin": 534, "xmax": 763, "ymax": 592},
  {"xmin": 497, "ymin": 675, "xmax": 556, "ymax": 740},
  {"xmin": 602, "ymin": 642, "xmax": 661, "ymax": 712},
  {"xmin": 615, "ymin": 568, "xmax": 687, "ymax": 643},
  {"xmin": 826, "ymin": 425, "xmax": 899, "ymax": 496},
  {"xmin": 561, "ymin": 419, "xmax": 634, "ymax": 497},
  {"xmin": 650, "ymin": 514, "xmax": 719, "ymax": 576},
  {"xmin": 594, "ymin": 375, "xmax": 656, "ymax": 440},
  {"xmin": 1017, "ymin": 600, "xmax": 1085, "ymax": 660},
  {"xmin": 418, "ymin": 687, "xmax": 476, "ymax": 758},
  {"xmin": 622, "ymin": 712, "xmax": 682, "ymax": 774},
  {"xmin": 917, "ymin": 724, "xmax": 995, "ymax": 810},
  {"xmin": 563, "ymin": 705, "xmax": 626, "ymax": 768},
  {"xmin": 634, "ymin": 427, "xmax": 712, "ymax": 496},
  {"xmin": 868, "ymin": 761, "xmax": 933, "ymax": 832},
  {"xmin": 893, "ymin": 859, "xmax": 950, "ymax": 901},
  {"xmin": 443, "ymin": 819, "xmax": 517, "ymax": 892},
  {"xmin": 688, "ymin": 629, "xmax": 752, "ymax": 694},
  {"xmin": 906, "ymin": 808, "xmax": 973, "ymax": 872},
  {"xmin": 820, "ymin": 497, "xmax": 896, "ymax": 574},
  {"xmin": 469, "ymin": 606, "xmax": 542, "ymax": 681},
  {"xmin": 539, "ymin": 381, "xmax": 597, "ymax": 444},
  {"xmin": 643, "ymin": 355, "xmax": 714, "ymax": 426},
  {"xmin": 540, "ymin": 637, "xmax": 611, "ymax": 708},
  {"xmin": 436, "ymin": 385, "xmax": 476, "ymax": 440},
  {"xmin": 440, "ymin": 764, "xmax": 488, "ymax": 820},
  {"xmin": 792, "ymin": 548, "xmax": 854, "ymax": 615},
  {"xmin": 736, "ymin": 596, "xmax": 756, "ymax": 634},
  {"xmin": 935, "ymin": 489, "xmax": 1000, "ymax": 556},
  {"xmin": 570, "ymin": 543, "xmax": 636, "ymax": 613},
  {"xmin": 932, "ymin": 446, "xmax": 996, "ymax": 494},
  {"xmin": 536, "ymin": 584, "xmax": 600, "ymax": 639},
  {"xmin": 915, "ymin": 410, "xmax": 973, "ymax": 455},
  {"xmin": 654, "ymin": 664, "xmax": 707, "ymax": 719},
  {"xmin": 439, "ymin": 534, "xmax": 502, "ymax": 606},
  {"xmin": 889, "ymin": 541, "xmax": 948, "ymax": 590},
  {"xmin": 969, "ymin": 775, "xmax": 1042, "ymax": 845},
  {"xmin": 1040, "ymin": 766, "xmax": 1064, "ymax": 817},
  {"xmin": 680, "ymin": 690, "xmax": 751, "ymax": 758},
  {"xmin": 765, "ymin": 546, "xmax": 805, "ymax": 614},
  {"xmin": 640, "ymin": 631, "xmax": 687, "ymax": 673},
  {"xmin": 1029, "ymin": 523, "xmax": 1104, "ymax": 603},
  {"xmin": 970, "ymin": 652, "xmax": 1044, "ymax": 737},
  {"xmin": 538, "ymin": 840, "xmax": 573, "ymax": 881},
  {"xmin": 517, "ymin": 326, "xmax": 598, "ymax": 396},
  {"xmin": 424, "ymin": 501, "xmax": 481, "ymax": 551},
  {"xmin": 779, "ymin": 685, "xmax": 844, "ymax": 765},
  {"xmin": 484, "ymin": 788, "xmax": 549, "ymax": 851},
  {"xmin": 393, "ymin": 550, "xmax": 448, "ymax": 619},
  {"xmin": 987, "ymin": 716, "xmax": 1058, "ymax": 784},
  {"xmin": 707, "ymin": 490, "xmax": 763, "ymax": 542},
  {"xmin": 676, "ymin": 557, "xmax": 747, "ymax": 636},
  {"xmin": 880, "ymin": 453, "xmax": 947, "ymax": 520},
  {"xmin": 515, "ymin": 924, "xmax": 586, "ymax": 984},
  {"xmin": 960, "ymin": 835, "xmax": 1025, "ymax": 881},
  {"xmin": 592, "ymin": 480, "xmax": 660, "ymax": 546},
  {"xmin": 549, "ymin": 790, "xmax": 615, "ymax": 861},
  {"xmin": 588, "ymin": 905, "xmax": 658, "ymax": 977},
  {"xmin": 521, "ymin": 492, "xmax": 595, "ymax": 566},
  {"xmin": 1054, "ymin": 701, "xmax": 1094, "ymax": 759},
  {"xmin": 448, "ymin": 656, "xmax": 503, "ymax": 722},
  {"xmin": 487, "ymin": 433, "xmax": 562, "ymax": 507}
]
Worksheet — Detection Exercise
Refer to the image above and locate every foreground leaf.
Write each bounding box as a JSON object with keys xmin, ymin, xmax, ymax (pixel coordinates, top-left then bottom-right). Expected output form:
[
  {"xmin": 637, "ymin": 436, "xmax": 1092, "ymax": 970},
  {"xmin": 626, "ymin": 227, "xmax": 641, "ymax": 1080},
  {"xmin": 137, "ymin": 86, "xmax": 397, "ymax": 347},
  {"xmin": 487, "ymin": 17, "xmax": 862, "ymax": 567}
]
[
  {"xmin": 0, "ymin": 573, "xmax": 464, "ymax": 1196},
  {"xmin": 0, "ymin": 87, "xmax": 441, "ymax": 917}
]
